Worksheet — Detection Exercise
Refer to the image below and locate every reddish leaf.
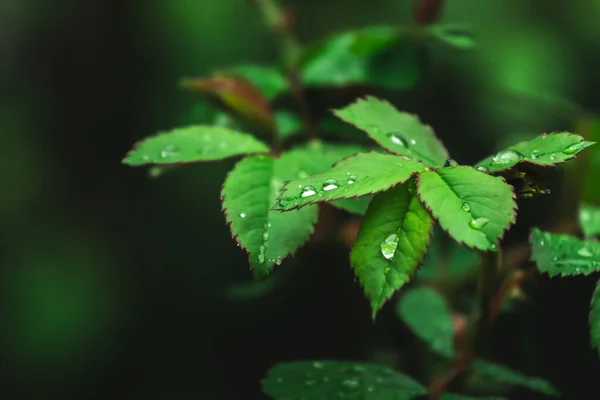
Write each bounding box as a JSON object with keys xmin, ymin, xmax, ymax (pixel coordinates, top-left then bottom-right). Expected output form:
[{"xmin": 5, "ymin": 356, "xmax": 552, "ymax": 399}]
[{"xmin": 414, "ymin": 0, "xmax": 444, "ymax": 25}]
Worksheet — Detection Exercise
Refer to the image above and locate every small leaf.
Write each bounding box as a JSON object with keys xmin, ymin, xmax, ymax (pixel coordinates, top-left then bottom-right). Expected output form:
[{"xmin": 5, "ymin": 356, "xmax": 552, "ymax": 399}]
[
  {"xmin": 220, "ymin": 64, "xmax": 288, "ymax": 100},
  {"xmin": 579, "ymin": 203, "xmax": 600, "ymax": 238},
  {"xmin": 262, "ymin": 360, "xmax": 427, "ymax": 400},
  {"xmin": 274, "ymin": 110, "xmax": 303, "ymax": 139},
  {"xmin": 417, "ymin": 166, "xmax": 517, "ymax": 251},
  {"xmin": 275, "ymin": 152, "xmax": 425, "ymax": 211},
  {"xmin": 472, "ymin": 359, "xmax": 560, "ymax": 396},
  {"xmin": 430, "ymin": 24, "xmax": 476, "ymax": 51},
  {"xmin": 300, "ymin": 26, "xmax": 421, "ymax": 90},
  {"xmin": 590, "ymin": 279, "xmax": 600, "ymax": 358},
  {"xmin": 397, "ymin": 287, "xmax": 455, "ymax": 358},
  {"xmin": 221, "ymin": 155, "xmax": 318, "ymax": 278},
  {"xmin": 529, "ymin": 228, "xmax": 600, "ymax": 277},
  {"xmin": 123, "ymin": 125, "xmax": 270, "ymax": 166},
  {"xmin": 474, "ymin": 132, "xmax": 595, "ymax": 173},
  {"xmin": 351, "ymin": 182, "xmax": 433, "ymax": 316},
  {"xmin": 334, "ymin": 96, "xmax": 449, "ymax": 168}
]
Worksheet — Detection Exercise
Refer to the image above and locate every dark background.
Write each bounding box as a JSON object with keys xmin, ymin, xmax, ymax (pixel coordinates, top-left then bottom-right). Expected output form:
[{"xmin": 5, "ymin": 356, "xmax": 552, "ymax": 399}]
[{"xmin": 1, "ymin": 0, "xmax": 600, "ymax": 399}]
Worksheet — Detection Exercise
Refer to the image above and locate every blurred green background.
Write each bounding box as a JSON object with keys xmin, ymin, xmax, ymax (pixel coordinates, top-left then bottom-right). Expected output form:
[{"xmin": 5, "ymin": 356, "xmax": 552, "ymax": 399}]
[{"xmin": 2, "ymin": 0, "xmax": 600, "ymax": 398}]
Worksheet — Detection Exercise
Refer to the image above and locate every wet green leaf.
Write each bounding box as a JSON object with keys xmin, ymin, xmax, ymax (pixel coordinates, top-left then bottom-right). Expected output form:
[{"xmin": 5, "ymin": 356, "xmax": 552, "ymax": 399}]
[
  {"xmin": 351, "ymin": 182, "xmax": 433, "ymax": 317},
  {"xmin": 430, "ymin": 24, "xmax": 476, "ymax": 51},
  {"xmin": 333, "ymin": 96, "xmax": 449, "ymax": 168},
  {"xmin": 397, "ymin": 287, "xmax": 455, "ymax": 358},
  {"xmin": 300, "ymin": 26, "xmax": 421, "ymax": 90},
  {"xmin": 123, "ymin": 125, "xmax": 270, "ymax": 166},
  {"xmin": 590, "ymin": 279, "xmax": 600, "ymax": 359},
  {"xmin": 262, "ymin": 360, "xmax": 427, "ymax": 400},
  {"xmin": 472, "ymin": 359, "xmax": 560, "ymax": 396},
  {"xmin": 274, "ymin": 152, "xmax": 425, "ymax": 211},
  {"xmin": 529, "ymin": 228, "xmax": 600, "ymax": 277},
  {"xmin": 417, "ymin": 166, "xmax": 517, "ymax": 251},
  {"xmin": 579, "ymin": 203, "xmax": 600, "ymax": 238},
  {"xmin": 474, "ymin": 132, "xmax": 595, "ymax": 173},
  {"xmin": 221, "ymin": 155, "xmax": 318, "ymax": 278}
]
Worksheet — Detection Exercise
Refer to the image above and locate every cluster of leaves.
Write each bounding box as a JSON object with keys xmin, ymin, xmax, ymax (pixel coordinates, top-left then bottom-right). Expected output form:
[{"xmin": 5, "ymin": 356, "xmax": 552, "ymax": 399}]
[{"xmin": 529, "ymin": 204, "xmax": 600, "ymax": 359}]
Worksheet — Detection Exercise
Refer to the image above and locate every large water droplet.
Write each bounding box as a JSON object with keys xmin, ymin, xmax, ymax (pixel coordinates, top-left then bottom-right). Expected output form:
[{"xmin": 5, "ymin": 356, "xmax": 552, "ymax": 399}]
[
  {"xmin": 387, "ymin": 133, "xmax": 408, "ymax": 147},
  {"xmin": 530, "ymin": 150, "xmax": 541, "ymax": 159},
  {"xmin": 347, "ymin": 175, "xmax": 357, "ymax": 185},
  {"xmin": 380, "ymin": 233, "xmax": 399, "ymax": 260},
  {"xmin": 578, "ymin": 246, "xmax": 593, "ymax": 257},
  {"xmin": 469, "ymin": 217, "xmax": 490, "ymax": 230},
  {"xmin": 341, "ymin": 379, "xmax": 360, "ymax": 392},
  {"xmin": 444, "ymin": 159, "xmax": 458, "ymax": 168},
  {"xmin": 301, "ymin": 185, "xmax": 317, "ymax": 198},
  {"xmin": 476, "ymin": 166, "xmax": 489, "ymax": 173},
  {"xmin": 312, "ymin": 361, "xmax": 325, "ymax": 369},
  {"xmin": 160, "ymin": 144, "xmax": 179, "ymax": 159},
  {"xmin": 563, "ymin": 142, "xmax": 586, "ymax": 155},
  {"xmin": 240, "ymin": 213, "xmax": 247, "ymax": 218},
  {"xmin": 322, "ymin": 179, "xmax": 339, "ymax": 191},
  {"xmin": 492, "ymin": 150, "xmax": 524, "ymax": 165},
  {"xmin": 461, "ymin": 202, "xmax": 471, "ymax": 212}
]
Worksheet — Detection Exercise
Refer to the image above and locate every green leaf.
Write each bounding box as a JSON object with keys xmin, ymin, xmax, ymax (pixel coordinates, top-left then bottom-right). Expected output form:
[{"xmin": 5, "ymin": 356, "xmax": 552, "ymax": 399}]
[
  {"xmin": 262, "ymin": 360, "xmax": 427, "ymax": 400},
  {"xmin": 474, "ymin": 132, "xmax": 595, "ymax": 173},
  {"xmin": 397, "ymin": 287, "xmax": 455, "ymax": 358},
  {"xmin": 123, "ymin": 125, "xmax": 270, "ymax": 166},
  {"xmin": 351, "ymin": 183, "xmax": 433, "ymax": 316},
  {"xmin": 333, "ymin": 96, "xmax": 449, "ymax": 168},
  {"xmin": 275, "ymin": 110, "xmax": 303, "ymax": 139},
  {"xmin": 590, "ymin": 279, "xmax": 600, "ymax": 358},
  {"xmin": 417, "ymin": 166, "xmax": 517, "ymax": 251},
  {"xmin": 430, "ymin": 24, "xmax": 476, "ymax": 51},
  {"xmin": 439, "ymin": 395, "xmax": 506, "ymax": 400},
  {"xmin": 472, "ymin": 359, "xmax": 560, "ymax": 396},
  {"xmin": 331, "ymin": 196, "xmax": 373, "ymax": 216},
  {"xmin": 579, "ymin": 203, "xmax": 600, "ymax": 238},
  {"xmin": 275, "ymin": 152, "xmax": 425, "ymax": 211},
  {"xmin": 221, "ymin": 155, "xmax": 318, "ymax": 278},
  {"xmin": 300, "ymin": 26, "xmax": 421, "ymax": 90},
  {"xmin": 529, "ymin": 228, "xmax": 600, "ymax": 277},
  {"xmin": 221, "ymin": 64, "xmax": 288, "ymax": 100}
]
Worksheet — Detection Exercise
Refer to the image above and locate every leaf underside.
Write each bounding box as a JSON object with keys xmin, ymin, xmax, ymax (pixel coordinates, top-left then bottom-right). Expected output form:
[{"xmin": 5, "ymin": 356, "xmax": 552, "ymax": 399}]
[
  {"xmin": 590, "ymin": 279, "xmax": 600, "ymax": 358},
  {"xmin": 123, "ymin": 125, "xmax": 269, "ymax": 166},
  {"xmin": 529, "ymin": 228, "xmax": 600, "ymax": 277},
  {"xmin": 261, "ymin": 360, "xmax": 427, "ymax": 400},
  {"xmin": 334, "ymin": 96, "xmax": 449, "ymax": 168},
  {"xmin": 579, "ymin": 203, "xmax": 600, "ymax": 239},
  {"xmin": 474, "ymin": 132, "xmax": 595, "ymax": 173},
  {"xmin": 397, "ymin": 287, "xmax": 455, "ymax": 358},
  {"xmin": 351, "ymin": 182, "xmax": 433, "ymax": 317},
  {"xmin": 417, "ymin": 166, "xmax": 517, "ymax": 251},
  {"xmin": 472, "ymin": 359, "xmax": 560, "ymax": 396},
  {"xmin": 221, "ymin": 155, "xmax": 318, "ymax": 278}
]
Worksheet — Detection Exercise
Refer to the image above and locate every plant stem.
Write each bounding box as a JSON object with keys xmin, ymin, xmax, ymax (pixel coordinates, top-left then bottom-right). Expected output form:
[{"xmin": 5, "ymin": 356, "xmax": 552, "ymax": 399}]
[{"xmin": 251, "ymin": 0, "xmax": 318, "ymax": 140}]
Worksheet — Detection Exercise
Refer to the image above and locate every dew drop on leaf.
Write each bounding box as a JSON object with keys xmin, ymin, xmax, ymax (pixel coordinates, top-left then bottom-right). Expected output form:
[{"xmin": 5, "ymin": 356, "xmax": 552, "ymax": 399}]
[
  {"xmin": 341, "ymin": 379, "xmax": 360, "ymax": 392},
  {"xmin": 469, "ymin": 217, "xmax": 490, "ymax": 230},
  {"xmin": 444, "ymin": 159, "xmax": 458, "ymax": 167},
  {"xmin": 300, "ymin": 185, "xmax": 317, "ymax": 198},
  {"xmin": 476, "ymin": 166, "xmax": 489, "ymax": 173},
  {"xmin": 461, "ymin": 202, "xmax": 471, "ymax": 212},
  {"xmin": 387, "ymin": 132, "xmax": 408, "ymax": 147},
  {"xmin": 384, "ymin": 267, "xmax": 391, "ymax": 275},
  {"xmin": 240, "ymin": 212, "xmax": 246, "ymax": 218},
  {"xmin": 577, "ymin": 246, "xmax": 593, "ymax": 257},
  {"xmin": 380, "ymin": 233, "xmax": 399, "ymax": 260},
  {"xmin": 530, "ymin": 150, "xmax": 541, "ymax": 159},
  {"xmin": 258, "ymin": 245, "xmax": 266, "ymax": 264},
  {"xmin": 160, "ymin": 144, "xmax": 180, "ymax": 159},
  {"xmin": 550, "ymin": 154, "xmax": 557, "ymax": 161},
  {"xmin": 492, "ymin": 149, "xmax": 524, "ymax": 165},
  {"xmin": 347, "ymin": 175, "xmax": 357, "ymax": 185},
  {"xmin": 563, "ymin": 142, "xmax": 586, "ymax": 155},
  {"xmin": 322, "ymin": 179, "xmax": 339, "ymax": 191},
  {"xmin": 278, "ymin": 196, "xmax": 293, "ymax": 208}
]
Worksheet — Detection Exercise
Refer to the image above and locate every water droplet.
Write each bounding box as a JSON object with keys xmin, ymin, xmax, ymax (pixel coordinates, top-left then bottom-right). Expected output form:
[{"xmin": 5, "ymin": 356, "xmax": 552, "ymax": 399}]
[
  {"xmin": 387, "ymin": 133, "xmax": 408, "ymax": 147},
  {"xmin": 461, "ymin": 202, "xmax": 471, "ymax": 212},
  {"xmin": 347, "ymin": 175, "xmax": 357, "ymax": 185},
  {"xmin": 301, "ymin": 185, "xmax": 317, "ymax": 198},
  {"xmin": 322, "ymin": 179, "xmax": 339, "ymax": 191},
  {"xmin": 492, "ymin": 150, "xmax": 524, "ymax": 165},
  {"xmin": 550, "ymin": 154, "xmax": 557, "ymax": 161},
  {"xmin": 541, "ymin": 133, "xmax": 548, "ymax": 138},
  {"xmin": 341, "ymin": 379, "xmax": 360, "ymax": 392},
  {"xmin": 490, "ymin": 243, "xmax": 497, "ymax": 250},
  {"xmin": 530, "ymin": 150, "xmax": 541, "ymax": 159},
  {"xmin": 278, "ymin": 196, "xmax": 293, "ymax": 208},
  {"xmin": 240, "ymin": 213, "xmax": 246, "ymax": 218},
  {"xmin": 160, "ymin": 144, "xmax": 179, "ymax": 159},
  {"xmin": 476, "ymin": 166, "xmax": 489, "ymax": 173},
  {"xmin": 305, "ymin": 379, "xmax": 316, "ymax": 386},
  {"xmin": 380, "ymin": 233, "xmax": 399, "ymax": 260},
  {"xmin": 444, "ymin": 159, "xmax": 458, "ymax": 167},
  {"xmin": 384, "ymin": 267, "xmax": 391, "ymax": 275},
  {"xmin": 298, "ymin": 171, "xmax": 309, "ymax": 179},
  {"xmin": 262, "ymin": 231, "xmax": 269, "ymax": 242},
  {"xmin": 564, "ymin": 142, "xmax": 586, "ymax": 155},
  {"xmin": 469, "ymin": 217, "xmax": 490, "ymax": 230},
  {"xmin": 258, "ymin": 246, "xmax": 266, "ymax": 264},
  {"xmin": 578, "ymin": 246, "xmax": 593, "ymax": 257},
  {"xmin": 312, "ymin": 361, "xmax": 325, "ymax": 369}
]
